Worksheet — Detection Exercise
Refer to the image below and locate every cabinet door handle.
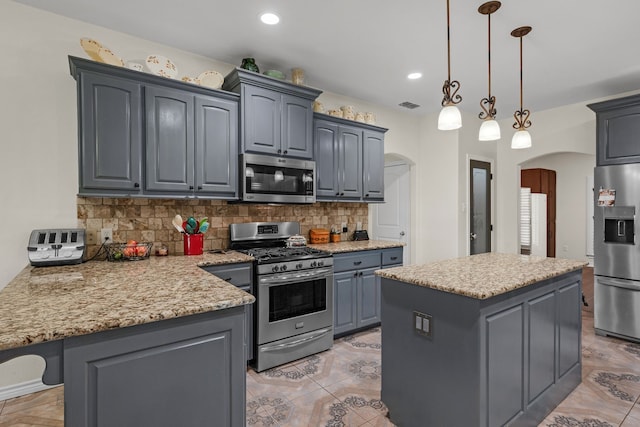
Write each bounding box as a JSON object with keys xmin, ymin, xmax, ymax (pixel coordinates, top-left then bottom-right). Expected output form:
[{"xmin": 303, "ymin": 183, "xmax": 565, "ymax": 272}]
[
  {"xmin": 189, "ymin": 185, "xmax": 194, "ymax": 190},
  {"xmin": 341, "ymin": 192, "xmax": 345, "ymax": 196},
  {"xmin": 354, "ymin": 261, "xmax": 362, "ymax": 266},
  {"xmin": 134, "ymin": 182, "xmax": 140, "ymax": 188},
  {"xmin": 365, "ymin": 193, "xmax": 369, "ymax": 197},
  {"xmin": 354, "ymin": 272, "xmax": 358, "ymax": 277},
  {"xmin": 283, "ymin": 150, "xmax": 288, "ymax": 155},
  {"xmin": 336, "ymin": 192, "xmax": 340, "ymax": 196},
  {"xmin": 359, "ymin": 271, "xmax": 363, "ymax": 276},
  {"xmin": 197, "ymin": 186, "xmax": 203, "ymax": 190},
  {"xmin": 277, "ymin": 149, "xmax": 282, "ymax": 154}
]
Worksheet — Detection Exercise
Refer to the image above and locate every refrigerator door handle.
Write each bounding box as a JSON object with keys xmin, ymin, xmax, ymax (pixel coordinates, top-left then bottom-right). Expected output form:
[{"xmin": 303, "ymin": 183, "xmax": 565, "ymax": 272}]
[{"xmin": 598, "ymin": 277, "xmax": 640, "ymax": 292}]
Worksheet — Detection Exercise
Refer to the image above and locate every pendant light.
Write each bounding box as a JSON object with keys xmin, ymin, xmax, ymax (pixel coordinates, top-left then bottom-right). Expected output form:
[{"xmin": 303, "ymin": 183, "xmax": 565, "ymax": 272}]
[
  {"xmin": 478, "ymin": 1, "xmax": 501, "ymax": 141},
  {"xmin": 438, "ymin": 0, "xmax": 462, "ymax": 130},
  {"xmin": 511, "ymin": 26, "xmax": 532, "ymax": 149}
]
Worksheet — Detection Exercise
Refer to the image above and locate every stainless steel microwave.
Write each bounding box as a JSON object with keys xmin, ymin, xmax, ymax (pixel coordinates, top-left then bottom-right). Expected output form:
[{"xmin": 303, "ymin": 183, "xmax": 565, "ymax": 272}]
[{"xmin": 241, "ymin": 153, "xmax": 315, "ymax": 204}]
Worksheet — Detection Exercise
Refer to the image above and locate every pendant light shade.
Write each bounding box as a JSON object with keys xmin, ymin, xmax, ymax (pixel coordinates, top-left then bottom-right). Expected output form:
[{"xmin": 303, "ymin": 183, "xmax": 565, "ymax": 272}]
[
  {"xmin": 477, "ymin": 1, "xmax": 501, "ymax": 141},
  {"xmin": 438, "ymin": 0, "xmax": 462, "ymax": 130},
  {"xmin": 511, "ymin": 129, "xmax": 532, "ymax": 149},
  {"xmin": 438, "ymin": 105, "xmax": 462, "ymax": 130},
  {"xmin": 479, "ymin": 119, "xmax": 501, "ymax": 141},
  {"xmin": 511, "ymin": 26, "xmax": 533, "ymax": 149}
]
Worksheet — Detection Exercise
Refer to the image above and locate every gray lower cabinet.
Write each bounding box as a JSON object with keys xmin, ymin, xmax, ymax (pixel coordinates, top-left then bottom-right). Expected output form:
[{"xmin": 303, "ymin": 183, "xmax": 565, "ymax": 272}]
[
  {"xmin": 381, "ymin": 270, "xmax": 582, "ymax": 427},
  {"xmin": 63, "ymin": 308, "xmax": 246, "ymax": 427},
  {"xmin": 200, "ymin": 263, "xmax": 254, "ymax": 361},
  {"xmin": 588, "ymin": 93, "xmax": 640, "ymax": 166},
  {"xmin": 334, "ymin": 249, "xmax": 404, "ymax": 336},
  {"xmin": 145, "ymin": 86, "xmax": 238, "ymax": 198},
  {"xmin": 313, "ymin": 114, "xmax": 387, "ymax": 202},
  {"xmin": 77, "ymin": 71, "xmax": 143, "ymax": 194},
  {"xmin": 69, "ymin": 56, "xmax": 239, "ymax": 200},
  {"xmin": 223, "ymin": 68, "xmax": 322, "ymax": 159}
]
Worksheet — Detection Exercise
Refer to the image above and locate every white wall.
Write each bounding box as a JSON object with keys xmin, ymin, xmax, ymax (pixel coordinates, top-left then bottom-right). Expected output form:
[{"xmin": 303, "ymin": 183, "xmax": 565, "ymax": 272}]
[
  {"xmin": 522, "ymin": 153, "xmax": 595, "ymax": 260},
  {"xmin": 495, "ymin": 101, "xmax": 598, "ymax": 255}
]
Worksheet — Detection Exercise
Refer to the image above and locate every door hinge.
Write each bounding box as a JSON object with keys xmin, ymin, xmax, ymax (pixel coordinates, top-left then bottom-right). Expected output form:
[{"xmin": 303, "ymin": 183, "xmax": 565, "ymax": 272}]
[
  {"xmin": 490, "ymin": 224, "xmax": 493, "ymax": 231},
  {"xmin": 490, "ymin": 173, "xmax": 493, "ymax": 180}
]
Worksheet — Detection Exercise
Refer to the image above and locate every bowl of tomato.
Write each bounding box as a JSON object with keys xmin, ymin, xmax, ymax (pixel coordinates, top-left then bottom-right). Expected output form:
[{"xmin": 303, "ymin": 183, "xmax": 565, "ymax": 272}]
[{"xmin": 106, "ymin": 240, "xmax": 153, "ymax": 261}]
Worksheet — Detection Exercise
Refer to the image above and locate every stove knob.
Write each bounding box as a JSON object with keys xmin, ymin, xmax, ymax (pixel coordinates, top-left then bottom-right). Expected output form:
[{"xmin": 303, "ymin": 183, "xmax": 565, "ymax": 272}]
[
  {"xmin": 272, "ymin": 265, "xmax": 279, "ymax": 273},
  {"xmin": 281, "ymin": 265, "xmax": 288, "ymax": 271},
  {"xmin": 311, "ymin": 261, "xmax": 317, "ymax": 268},
  {"xmin": 318, "ymin": 261, "xmax": 324, "ymax": 267},
  {"xmin": 296, "ymin": 263, "xmax": 303, "ymax": 269}
]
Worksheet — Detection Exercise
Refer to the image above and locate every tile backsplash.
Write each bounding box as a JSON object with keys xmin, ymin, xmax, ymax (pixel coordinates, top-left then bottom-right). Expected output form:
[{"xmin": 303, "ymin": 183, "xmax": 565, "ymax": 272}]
[{"xmin": 78, "ymin": 198, "xmax": 368, "ymax": 257}]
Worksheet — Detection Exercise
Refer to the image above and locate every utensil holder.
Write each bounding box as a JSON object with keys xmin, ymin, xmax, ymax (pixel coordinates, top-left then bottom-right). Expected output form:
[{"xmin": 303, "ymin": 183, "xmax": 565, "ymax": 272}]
[{"xmin": 183, "ymin": 233, "xmax": 204, "ymax": 255}]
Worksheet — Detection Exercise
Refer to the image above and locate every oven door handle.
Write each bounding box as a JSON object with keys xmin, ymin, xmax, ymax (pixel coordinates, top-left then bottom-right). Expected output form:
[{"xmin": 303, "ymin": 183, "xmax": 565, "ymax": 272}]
[
  {"xmin": 259, "ymin": 328, "xmax": 332, "ymax": 352},
  {"xmin": 259, "ymin": 268, "xmax": 333, "ymax": 285}
]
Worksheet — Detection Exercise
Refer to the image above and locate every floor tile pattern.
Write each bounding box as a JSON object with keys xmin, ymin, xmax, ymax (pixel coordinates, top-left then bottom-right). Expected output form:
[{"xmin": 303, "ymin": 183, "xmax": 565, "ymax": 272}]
[{"xmin": 3, "ymin": 268, "xmax": 640, "ymax": 426}]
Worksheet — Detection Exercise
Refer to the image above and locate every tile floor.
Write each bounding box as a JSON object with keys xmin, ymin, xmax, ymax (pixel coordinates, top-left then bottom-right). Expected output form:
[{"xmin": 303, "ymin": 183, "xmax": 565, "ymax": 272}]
[{"xmin": 3, "ymin": 267, "xmax": 640, "ymax": 426}]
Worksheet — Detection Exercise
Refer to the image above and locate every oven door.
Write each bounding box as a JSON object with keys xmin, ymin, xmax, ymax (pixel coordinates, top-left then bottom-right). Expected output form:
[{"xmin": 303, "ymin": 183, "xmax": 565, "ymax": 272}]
[
  {"xmin": 242, "ymin": 153, "xmax": 315, "ymax": 204},
  {"xmin": 257, "ymin": 267, "xmax": 333, "ymax": 345}
]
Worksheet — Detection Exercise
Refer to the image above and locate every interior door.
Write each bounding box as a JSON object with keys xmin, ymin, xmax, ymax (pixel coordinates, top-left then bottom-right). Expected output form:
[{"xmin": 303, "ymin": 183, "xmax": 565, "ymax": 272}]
[
  {"xmin": 470, "ymin": 160, "xmax": 492, "ymax": 255},
  {"xmin": 372, "ymin": 162, "xmax": 410, "ymax": 264}
]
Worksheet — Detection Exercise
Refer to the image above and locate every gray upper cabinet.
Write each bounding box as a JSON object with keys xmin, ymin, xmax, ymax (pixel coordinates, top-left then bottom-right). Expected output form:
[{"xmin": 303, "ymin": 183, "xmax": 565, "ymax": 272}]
[
  {"xmin": 145, "ymin": 88, "xmax": 238, "ymax": 198},
  {"xmin": 223, "ymin": 68, "xmax": 321, "ymax": 159},
  {"xmin": 77, "ymin": 71, "xmax": 143, "ymax": 195},
  {"xmin": 363, "ymin": 130, "xmax": 385, "ymax": 201},
  {"xmin": 70, "ymin": 56, "xmax": 239, "ymax": 200},
  {"xmin": 314, "ymin": 114, "xmax": 387, "ymax": 202},
  {"xmin": 588, "ymin": 94, "xmax": 640, "ymax": 166},
  {"xmin": 195, "ymin": 96, "xmax": 238, "ymax": 197},
  {"xmin": 145, "ymin": 86, "xmax": 195, "ymax": 193}
]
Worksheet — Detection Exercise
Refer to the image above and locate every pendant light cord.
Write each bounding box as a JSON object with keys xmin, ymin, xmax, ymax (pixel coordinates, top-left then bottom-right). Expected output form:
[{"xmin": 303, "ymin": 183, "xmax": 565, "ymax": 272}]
[{"xmin": 446, "ymin": 0, "xmax": 451, "ymax": 82}]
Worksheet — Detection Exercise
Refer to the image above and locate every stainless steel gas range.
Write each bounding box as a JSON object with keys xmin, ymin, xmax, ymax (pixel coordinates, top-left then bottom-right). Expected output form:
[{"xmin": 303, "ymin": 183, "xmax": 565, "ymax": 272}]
[{"xmin": 230, "ymin": 221, "xmax": 333, "ymax": 372}]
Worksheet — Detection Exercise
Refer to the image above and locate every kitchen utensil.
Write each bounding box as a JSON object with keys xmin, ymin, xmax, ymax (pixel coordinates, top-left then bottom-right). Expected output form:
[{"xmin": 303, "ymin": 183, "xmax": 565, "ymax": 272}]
[
  {"xmin": 198, "ymin": 221, "xmax": 209, "ymax": 233},
  {"xmin": 172, "ymin": 215, "xmax": 185, "ymax": 233},
  {"xmin": 186, "ymin": 216, "xmax": 198, "ymax": 230}
]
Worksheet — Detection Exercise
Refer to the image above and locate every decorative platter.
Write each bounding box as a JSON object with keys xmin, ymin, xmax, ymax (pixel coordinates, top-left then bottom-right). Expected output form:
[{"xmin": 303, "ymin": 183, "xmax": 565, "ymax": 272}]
[{"xmin": 146, "ymin": 55, "xmax": 178, "ymax": 79}]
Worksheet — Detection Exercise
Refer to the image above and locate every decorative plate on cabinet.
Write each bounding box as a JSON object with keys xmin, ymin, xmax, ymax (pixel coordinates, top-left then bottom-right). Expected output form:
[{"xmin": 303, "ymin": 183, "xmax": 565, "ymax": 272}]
[
  {"xmin": 97, "ymin": 47, "xmax": 124, "ymax": 67},
  {"xmin": 146, "ymin": 55, "xmax": 178, "ymax": 78},
  {"xmin": 198, "ymin": 70, "xmax": 224, "ymax": 89},
  {"xmin": 80, "ymin": 38, "xmax": 103, "ymax": 61}
]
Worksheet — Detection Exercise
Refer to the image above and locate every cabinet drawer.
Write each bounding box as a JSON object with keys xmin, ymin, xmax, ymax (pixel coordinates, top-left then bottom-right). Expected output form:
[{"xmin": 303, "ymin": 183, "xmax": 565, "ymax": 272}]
[
  {"xmin": 201, "ymin": 263, "xmax": 252, "ymax": 287},
  {"xmin": 381, "ymin": 248, "xmax": 403, "ymax": 266},
  {"xmin": 333, "ymin": 251, "xmax": 380, "ymax": 273}
]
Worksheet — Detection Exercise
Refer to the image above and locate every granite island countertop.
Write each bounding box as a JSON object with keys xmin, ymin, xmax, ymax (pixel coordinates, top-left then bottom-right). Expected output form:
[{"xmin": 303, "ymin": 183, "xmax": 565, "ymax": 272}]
[
  {"xmin": 375, "ymin": 252, "xmax": 587, "ymax": 300},
  {"xmin": 0, "ymin": 251, "xmax": 255, "ymax": 351},
  {"xmin": 309, "ymin": 239, "xmax": 404, "ymax": 254}
]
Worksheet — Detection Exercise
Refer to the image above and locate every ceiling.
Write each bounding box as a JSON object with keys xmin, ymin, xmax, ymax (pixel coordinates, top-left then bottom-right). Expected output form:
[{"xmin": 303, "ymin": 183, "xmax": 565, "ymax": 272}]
[{"xmin": 15, "ymin": 0, "xmax": 640, "ymax": 118}]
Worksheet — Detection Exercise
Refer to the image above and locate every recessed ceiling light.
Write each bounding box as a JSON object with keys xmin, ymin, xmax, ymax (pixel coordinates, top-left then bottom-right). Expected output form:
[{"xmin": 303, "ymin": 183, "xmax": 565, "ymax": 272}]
[
  {"xmin": 261, "ymin": 13, "xmax": 280, "ymax": 25},
  {"xmin": 407, "ymin": 72, "xmax": 423, "ymax": 80}
]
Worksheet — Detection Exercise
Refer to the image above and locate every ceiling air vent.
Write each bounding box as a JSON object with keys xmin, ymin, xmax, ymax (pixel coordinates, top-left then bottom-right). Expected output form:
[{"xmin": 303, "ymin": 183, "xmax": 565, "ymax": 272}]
[{"xmin": 399, "ymin": 101, "xmax": 420, "ymax": 109}]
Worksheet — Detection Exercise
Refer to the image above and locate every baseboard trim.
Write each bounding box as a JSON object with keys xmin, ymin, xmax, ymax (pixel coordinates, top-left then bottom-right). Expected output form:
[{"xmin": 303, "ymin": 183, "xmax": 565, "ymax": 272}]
[{"xmin": 0, "ymin": 379, "xmax": 57, "ymax": 401}]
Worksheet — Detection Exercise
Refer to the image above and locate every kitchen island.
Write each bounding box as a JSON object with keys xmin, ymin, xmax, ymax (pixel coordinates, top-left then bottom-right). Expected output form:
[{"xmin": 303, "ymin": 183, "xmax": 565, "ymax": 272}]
[
  {"xmin": 376, "ymin": 252, "xmax": 587, "ymax": 427},
  {"xmin": 0, "ymin": 252, "xmax": 255, "ymax": 427}
]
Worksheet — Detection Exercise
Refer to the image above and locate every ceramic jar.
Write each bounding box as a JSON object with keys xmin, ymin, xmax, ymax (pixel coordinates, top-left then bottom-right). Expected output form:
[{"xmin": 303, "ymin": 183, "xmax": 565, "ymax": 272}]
[
  {"xmin": 365, "ymin": 112, "xmax": 376, "ymax": 124},
  {"xmin": 291, "ymin": 68, "xmax": 305, "ymax": 85},
  {"xmin": 241, "ymin": 58, "xmax": 259, "ymax": 73},
  {"xmin": 328, "ymin": 109, "xmax": 343, "ymax": 118},
  {"xmin": 355, "ymin": 112, "xmax": 366, "ymax": 122},
  {"xmin": 313, "ymin": 101, "xmax": 325, "ymax": 113}
]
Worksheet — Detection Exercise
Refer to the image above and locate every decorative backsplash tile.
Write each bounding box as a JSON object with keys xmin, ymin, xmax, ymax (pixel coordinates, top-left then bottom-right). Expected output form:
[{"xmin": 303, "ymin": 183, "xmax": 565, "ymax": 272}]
[{"xmin": 78, "ymin": 198, "xmax": 368, "ymax": 257}]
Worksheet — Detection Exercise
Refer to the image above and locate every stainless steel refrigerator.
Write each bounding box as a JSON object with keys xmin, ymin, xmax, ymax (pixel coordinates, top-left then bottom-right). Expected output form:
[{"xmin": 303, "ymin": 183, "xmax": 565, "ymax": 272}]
[{"xmin": 594, "ymin": 163, "xmax": 640, "ymax": 341}]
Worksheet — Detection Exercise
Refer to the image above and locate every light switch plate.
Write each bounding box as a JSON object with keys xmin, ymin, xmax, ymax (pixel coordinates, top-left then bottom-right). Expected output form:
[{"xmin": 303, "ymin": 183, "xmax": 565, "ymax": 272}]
[{"xmin": 413, "ymin": 311, "xmax": 433, "ymax": 338}]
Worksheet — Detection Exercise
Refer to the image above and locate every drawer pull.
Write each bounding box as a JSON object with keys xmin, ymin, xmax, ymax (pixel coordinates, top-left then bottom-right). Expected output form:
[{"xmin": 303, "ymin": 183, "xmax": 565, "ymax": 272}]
[
  {"xmin": 354, "ymin": 261, "xmax": 362, "ymax": 266},
  {"xmin": 223, "ymin": 277, "xmax": 232, "ymax": 281},
  {"xmin": 390, "ymin": 256, "xmax": 398, "ymax": 261}
]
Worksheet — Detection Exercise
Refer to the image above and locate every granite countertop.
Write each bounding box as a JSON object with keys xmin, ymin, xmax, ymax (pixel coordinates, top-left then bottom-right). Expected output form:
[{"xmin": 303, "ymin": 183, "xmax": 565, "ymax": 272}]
[
  {"xmin": 375, "ymin": 252, "xmax": 587, "ymax": 300},
  {"xmin": 309, "ymin": 240, "xmax": 404, "ymax": 254},
  {"xmin": 0, "ymin": 251, "xmax": 255, "ymax": 351}
]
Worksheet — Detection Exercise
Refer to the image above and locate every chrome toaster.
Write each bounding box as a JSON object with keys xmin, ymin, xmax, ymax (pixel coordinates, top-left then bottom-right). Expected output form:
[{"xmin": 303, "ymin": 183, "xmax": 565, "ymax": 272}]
[{"xmin": 27, "ymin": 229, "xmax": 86, "ymax": 266}]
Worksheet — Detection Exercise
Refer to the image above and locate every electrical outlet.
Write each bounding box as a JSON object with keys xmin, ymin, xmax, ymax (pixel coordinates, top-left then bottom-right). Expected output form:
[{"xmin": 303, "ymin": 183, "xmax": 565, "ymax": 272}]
[
  {"xmin": 341, "ymin": 222, "xmax": 347, "ymax": 233},
  {"xmin": 100, "ymin": 228, "xmax": 113, "ymax": 243}
]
